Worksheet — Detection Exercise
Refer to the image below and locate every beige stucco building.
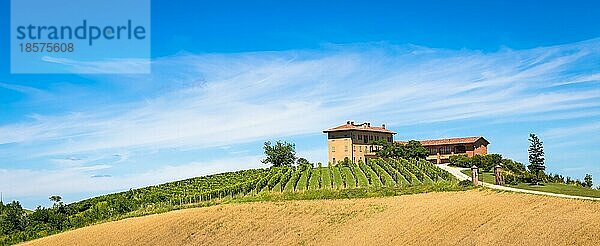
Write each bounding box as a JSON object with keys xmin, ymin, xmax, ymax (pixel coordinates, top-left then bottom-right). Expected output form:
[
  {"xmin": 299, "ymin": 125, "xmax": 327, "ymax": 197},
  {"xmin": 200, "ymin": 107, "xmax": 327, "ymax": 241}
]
[
  {"xmin": 324, "ymin": 121, "xmax": 489, "ymax": 165},
  {"xmin": 323, "ymin": 121, "xmax": 395, "ymax": 165}
]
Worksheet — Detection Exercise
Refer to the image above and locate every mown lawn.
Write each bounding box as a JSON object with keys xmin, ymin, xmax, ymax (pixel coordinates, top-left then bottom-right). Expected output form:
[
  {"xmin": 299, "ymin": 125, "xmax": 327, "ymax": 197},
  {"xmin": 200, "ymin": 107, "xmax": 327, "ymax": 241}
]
[
  {"xmin": 508, "ymin": 182, "xmax": 600, "ymax": 198},
  {"xmin": 461, "ymin": 170, "xmax": 600, "ymax": 198},
  {"xmin": 461, "ymin": 170, "xmax": 496, "ymax": 184}
]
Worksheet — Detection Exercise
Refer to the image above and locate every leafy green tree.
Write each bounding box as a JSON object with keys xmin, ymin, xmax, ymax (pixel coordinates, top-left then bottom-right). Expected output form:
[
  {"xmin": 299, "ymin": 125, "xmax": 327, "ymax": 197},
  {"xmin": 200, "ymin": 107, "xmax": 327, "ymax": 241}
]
[
  {"xmin": 403, "ymin": 140, "xmax": 428, "ymax": 159},
  {"xmin": 49, "ymin": 195, "xmax": 62, "ymax": 205},
  {"xmin": 296, "ymin": 157, "xmax": 312, "ymax": 168},
  {"xmin": 527, "ymin": 133, "xmax": 545, "ymax": 185},
  {"xmin": 481, "ymin": 154, "xmax": 502, "ymax": 172},
  {"xmin": 584, "ymin": 174, "xmax": 593, "ymax": 188},
  {"xmin": 261, "ymin": 141, "xmax": 296, "ymax": 167},
  {"xmin": 373, "ymin": 140, "xmax": 427, "ymax": 159},
  {"xmin": 449, "ymin": 155, "xmax": 471, "ymax": 168},
  {"xmin": 0, "ymin": 201, "xmax": 26, "ymax": 234}
]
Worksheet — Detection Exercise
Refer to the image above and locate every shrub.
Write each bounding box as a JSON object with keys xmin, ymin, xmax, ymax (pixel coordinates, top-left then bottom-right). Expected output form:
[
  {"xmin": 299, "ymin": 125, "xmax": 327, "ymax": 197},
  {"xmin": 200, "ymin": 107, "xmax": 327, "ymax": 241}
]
[{"xmin": 449, "ymin": 155, "xmax": 471, "ymax": 168}]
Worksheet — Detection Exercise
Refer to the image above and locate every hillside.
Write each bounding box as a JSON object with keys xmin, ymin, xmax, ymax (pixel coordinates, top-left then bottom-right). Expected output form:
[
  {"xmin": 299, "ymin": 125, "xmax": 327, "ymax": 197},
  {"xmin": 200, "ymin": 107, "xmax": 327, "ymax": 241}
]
[
  {"xmin": 23, "ymin": 190, "xmax": 600, "ymax": 246},
  {"xmin": 2, "ymin": 158, "xmax": 460, "ymax": 244}
]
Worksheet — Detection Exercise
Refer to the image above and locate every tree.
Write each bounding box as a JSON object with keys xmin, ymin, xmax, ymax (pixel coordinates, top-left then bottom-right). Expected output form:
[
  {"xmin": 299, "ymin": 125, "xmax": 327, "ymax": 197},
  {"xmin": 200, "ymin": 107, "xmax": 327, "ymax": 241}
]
[
  {"xmin": 261, "ymin": 141, "xmax": 296, "ymax": 167},
  {"xmin": 403, "ymin": 140, "xmax": 428, "ymax": 159},
  {"xmin": 373, "ymin": 140, "xmax": 427, "ymax": 159},
  {"xmin": 528, "ymin": 133, "xmax": 545, "ymax": 185},
  {"xmin": 584, "ymin": 174, "xmax": 593, "ymax": 188},
  {"xmin": 49, "ymin": 195, "xmax": 62, "ymax": 204}
]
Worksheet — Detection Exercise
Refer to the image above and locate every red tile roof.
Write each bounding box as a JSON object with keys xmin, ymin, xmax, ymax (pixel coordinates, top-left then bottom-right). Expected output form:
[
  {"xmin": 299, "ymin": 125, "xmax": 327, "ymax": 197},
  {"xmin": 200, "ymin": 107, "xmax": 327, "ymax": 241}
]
[
  {"xmin": 396, "ymin": 136, "xmax": 489, "ymax": 146},
  {"xmin": 323, "ymin": 121, "xmax": 396, "ymax": 134}
]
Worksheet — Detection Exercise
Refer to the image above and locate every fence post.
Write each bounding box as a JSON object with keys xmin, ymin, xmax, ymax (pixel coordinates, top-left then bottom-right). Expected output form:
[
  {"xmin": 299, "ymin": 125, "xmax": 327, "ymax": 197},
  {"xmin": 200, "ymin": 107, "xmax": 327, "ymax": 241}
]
[
  {"xmin": 471, "ymin": 165, "xmax": 479, "ymax": 186},
  {"xmin": 494, "ymin": 165, "xmax": 504, "ymax": 185}
]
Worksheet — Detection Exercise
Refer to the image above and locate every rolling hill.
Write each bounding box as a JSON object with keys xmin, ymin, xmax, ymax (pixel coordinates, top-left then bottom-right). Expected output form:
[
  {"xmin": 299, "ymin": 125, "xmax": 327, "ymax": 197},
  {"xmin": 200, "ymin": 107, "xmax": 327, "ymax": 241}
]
[
  {"xmin": 2, "ymin": 158, "xmax": 460, "ymax": 244},
  {"xmin": 23, "ymin": 190, "xmax": 600, "ymax": 246}
]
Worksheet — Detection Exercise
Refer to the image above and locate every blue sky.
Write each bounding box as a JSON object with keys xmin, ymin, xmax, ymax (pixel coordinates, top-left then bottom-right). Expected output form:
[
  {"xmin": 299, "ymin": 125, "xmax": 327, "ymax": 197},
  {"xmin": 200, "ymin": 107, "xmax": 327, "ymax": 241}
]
[{"xmin": 1, "ymin": 0, "xmax": 599, "ymax": 208}]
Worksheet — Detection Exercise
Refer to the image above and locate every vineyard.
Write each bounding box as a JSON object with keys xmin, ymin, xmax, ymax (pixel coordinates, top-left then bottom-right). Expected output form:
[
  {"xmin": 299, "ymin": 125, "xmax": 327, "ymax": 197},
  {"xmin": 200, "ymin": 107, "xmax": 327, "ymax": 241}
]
[
  {"xmin": 69, "ymin": 158, "xmax": 456, "ymax": 211},
  {"xmin": 1, "ymin": 158, "xmax": 457, "ymax": 245}
]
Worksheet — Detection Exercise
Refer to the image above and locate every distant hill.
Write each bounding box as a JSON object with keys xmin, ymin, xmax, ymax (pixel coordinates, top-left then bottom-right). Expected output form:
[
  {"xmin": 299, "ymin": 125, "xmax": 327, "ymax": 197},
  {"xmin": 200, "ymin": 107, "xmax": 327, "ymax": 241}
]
[{"xmin": 23, "ymin": 190, "xmax": 600, "ymax": 246}]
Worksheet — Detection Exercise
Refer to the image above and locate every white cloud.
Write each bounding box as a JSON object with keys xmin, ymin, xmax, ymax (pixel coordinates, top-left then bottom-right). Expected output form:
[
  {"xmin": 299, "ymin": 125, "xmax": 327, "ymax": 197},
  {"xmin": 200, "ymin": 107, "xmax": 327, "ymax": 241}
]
[
  {"xmin": 0, "ymin": 155, "xmax": 263, "ymax": 200},
  {"xmin": 3, "ymin": 40, "xmax": 599, "ymax": 158}
]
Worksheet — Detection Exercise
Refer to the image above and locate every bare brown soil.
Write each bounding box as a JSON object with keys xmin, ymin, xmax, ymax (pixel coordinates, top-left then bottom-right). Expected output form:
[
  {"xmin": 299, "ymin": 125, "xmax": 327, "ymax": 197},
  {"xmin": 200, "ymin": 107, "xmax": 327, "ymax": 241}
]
[{"xmin": 24, "ymin": 190, "xmax": 600, "ymax": 246}]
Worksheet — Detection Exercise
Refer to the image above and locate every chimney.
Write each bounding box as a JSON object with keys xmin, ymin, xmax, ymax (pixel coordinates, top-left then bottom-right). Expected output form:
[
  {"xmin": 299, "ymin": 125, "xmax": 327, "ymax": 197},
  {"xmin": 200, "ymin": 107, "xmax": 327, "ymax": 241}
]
[
  {"xmin": 350, "ymin": 121, "xmax": 354, "ymax": 125},
  {"xmin": 346, "ymin": 121, "xmax": 351, "ymax": 124},
  {"xmin": 367, "ymin": 122, "xmax": 371, "ymax": 127},
  {"xmin": 382, "ymin": 124, "xmax": 386, "ymax": 129}
]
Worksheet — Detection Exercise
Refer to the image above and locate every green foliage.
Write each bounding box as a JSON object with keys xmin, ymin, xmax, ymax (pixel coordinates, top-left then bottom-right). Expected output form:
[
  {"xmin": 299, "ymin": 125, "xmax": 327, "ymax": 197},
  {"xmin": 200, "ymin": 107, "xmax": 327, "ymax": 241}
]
[
  {"xmin": 320, "ymin": 167, "xmax": 333, "ymax": 189},
  {"xmin": 261, "ymin": 141, "xmax": 297, "ymax": 167},
  {"xmin": 373, "ymin": 140, "xmax": 428, "ymax": 159},
  {"xmin": 351, "ymin": 162, "xmax": 369, "ymax": 187},
  {"xmin": 528, "ymin": 133, "xmax": 545, "ymax": 184},
  {"xmin": 449, "ymin": 155, "xmax": 471, "ymax": 168},
  {"xmin": 369, "ymin": 160, "xmax": 395, "ymax": 186},
  {"xmin": 359, "ymin": 162, "xmax": 383, "ymax": 187},
  {"xmin": 296, "ymin": 168, "xmax": 311, "ymax": 191},
  {"xmin": 284, "ymin": 167, "xmax": 301, "ymax": 192},
  {"xmin": 332, "ymin": 167, "xmax": 344, "ymax": 189},
  {"xmin": 341, "ymin": 167, "xmax": 357, "ymax": 188},
  {"xmin": 0, "ymin": 157, "xmax": 458, "ymax": 245},
  {"xmin": 584, "ymin": 174, "xmax": 593, "ymax": 188},
  {"xmin": 308, "ymin": 168, "xmax": 321, "ymax": 190}
]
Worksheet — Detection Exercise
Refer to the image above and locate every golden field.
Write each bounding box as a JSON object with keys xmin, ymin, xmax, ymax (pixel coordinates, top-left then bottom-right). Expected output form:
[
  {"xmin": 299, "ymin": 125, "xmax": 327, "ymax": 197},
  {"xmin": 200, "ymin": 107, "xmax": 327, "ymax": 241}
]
[{"xmin": 23, "ymin": 190, "xmax": 600, "ymax": 246}]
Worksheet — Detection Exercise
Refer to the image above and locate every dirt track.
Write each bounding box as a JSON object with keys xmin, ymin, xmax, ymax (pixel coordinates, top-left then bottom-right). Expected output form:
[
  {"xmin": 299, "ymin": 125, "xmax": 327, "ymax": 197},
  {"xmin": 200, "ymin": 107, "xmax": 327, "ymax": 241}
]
[{"xmin": 24, "ymin": 190, "xmax": 600, "ymax": 246}]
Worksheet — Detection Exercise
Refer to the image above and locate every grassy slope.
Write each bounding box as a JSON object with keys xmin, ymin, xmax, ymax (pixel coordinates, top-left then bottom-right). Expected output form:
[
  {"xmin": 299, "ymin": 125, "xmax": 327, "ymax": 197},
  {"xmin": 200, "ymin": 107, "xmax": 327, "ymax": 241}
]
[
  {"xmin": 461, "ymin": 170, "xmax": 600, "ymax": 198},
  {"xmin": 508, "ymin": 183, "xmax": 600, "ymax": 198},
  {"xmin": 6, "ymin": 159, "xmax": 459, "ymax": 245},
  {"xmin": 25, "ymin": 190, "xmax": 600, "ymax": 246}
]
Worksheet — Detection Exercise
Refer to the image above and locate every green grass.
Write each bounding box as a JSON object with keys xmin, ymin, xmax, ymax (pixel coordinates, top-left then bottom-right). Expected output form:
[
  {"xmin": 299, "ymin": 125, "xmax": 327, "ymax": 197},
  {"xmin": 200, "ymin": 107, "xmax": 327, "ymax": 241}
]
[
  {"xmin": 461, "ymin": 170, "xmax": 496, "ymax": 184},
  {"xmin": 341, "ymin": 167, "xmax": 357, "ymax": 188},
  {"xmin": 461, "ymin": 170, "xmax": 600, "ymax": 198},
  {"xmin": 351, "ymin": 164, "xmax": 369, "ymax": 187},
  {"xmin": 360, "ymin": 162, "xmax": 383, "ymax": 187},
  {"xmin": 296, "ymin": 168, "xmax": 310, "ymax": 191},
  {"xmin": 321, "ymin": 167, "xmax": 333, "ymax": 189},
  {"xmin": 508, "ymin": 182, "xmax": 600, "ymax": 198},
  {"xmin": 308, "ymin": 168, "xmax": 321, "ymax": 190},
  {"xmin": 332, "ymin": 167, "xmax": 344, "ymax": 189}
]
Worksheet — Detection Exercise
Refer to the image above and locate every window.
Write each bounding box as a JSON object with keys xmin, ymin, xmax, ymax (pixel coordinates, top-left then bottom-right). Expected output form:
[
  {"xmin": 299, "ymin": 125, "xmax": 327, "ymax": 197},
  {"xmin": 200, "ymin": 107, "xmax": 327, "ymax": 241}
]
[
  {"xmin": 345, "ymin": 145, "xmax": 348, "ymax": 152},
  {"xmin": 455, "ymin": 145, "xmax": 466, "ymax": 153},
  {"xmin": 353, "ymin": 145, "xmax": 356, "ymax": 152},
  {"xmin": 440, "ymin": 146, "xmax": 452, "ymax": 155},
  {"xmin": 429, "ymin": 147, "xmax": 437, "ymax": 155},
  {"xmin": 359, "ymin": 146, "xmax": 362, "ymax": 152},
  {"xmin": 358, "ymin": 135, "xmax": 363, "ymax": 140},
  {"xmin": 369, "ymin": 135, "xmax": 373, "ymax": 141},
  {"xmin": 387, "ymin": 137, "xmax": 392, "ymax": 142},
  {"xmin": 332, "ymin": 146, "xmax": 336, "ymax": 152}
]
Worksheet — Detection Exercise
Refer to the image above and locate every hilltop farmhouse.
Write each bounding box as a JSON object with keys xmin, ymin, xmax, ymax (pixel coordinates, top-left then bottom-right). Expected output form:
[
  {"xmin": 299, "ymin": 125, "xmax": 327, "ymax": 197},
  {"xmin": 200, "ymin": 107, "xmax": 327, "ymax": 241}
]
[{"xmin": 324, "ymin": 121, "xmax": 489, "ymax": 165}]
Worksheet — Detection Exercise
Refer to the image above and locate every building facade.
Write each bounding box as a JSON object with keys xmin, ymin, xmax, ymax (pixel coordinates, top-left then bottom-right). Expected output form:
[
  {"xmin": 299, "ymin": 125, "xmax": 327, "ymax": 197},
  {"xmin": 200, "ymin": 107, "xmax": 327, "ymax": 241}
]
[
  {"xmin": 324, "ymin": 121, "xmax": 489, "ymax": 165},
  {"xmin": 323, "ymin": 121, "xmax": 395, "ymax": 165},
  {"xmin": 399, "ymin": 137, "xmax": 489, "ymax": 164}
]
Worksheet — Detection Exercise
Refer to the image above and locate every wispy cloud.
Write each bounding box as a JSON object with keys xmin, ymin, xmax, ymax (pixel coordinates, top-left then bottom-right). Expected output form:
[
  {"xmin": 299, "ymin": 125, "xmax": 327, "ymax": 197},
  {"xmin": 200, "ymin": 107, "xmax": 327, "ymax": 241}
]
[
  {"xmin": 41, "ymin": 56, "xmax": 150, "ymax": 74},
  {"xmin": 1, "ymin": 39, "xmax": 600, "ymax": 205},
  {"xmin": 3, "ymin": 40, "xmax": 599, "ymax": 157},
  {"xmin": 0, "ymin": 155, "xmax": 262, "ymax": 199}
]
